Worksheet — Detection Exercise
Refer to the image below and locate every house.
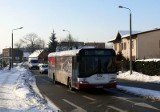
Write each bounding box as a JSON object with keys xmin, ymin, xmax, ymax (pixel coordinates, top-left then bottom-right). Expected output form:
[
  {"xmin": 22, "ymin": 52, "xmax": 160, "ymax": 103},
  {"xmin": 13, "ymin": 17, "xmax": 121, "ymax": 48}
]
[
  {"xmin": 28, "ymin": 49, "xmax": 48, "ymax": 63},
  {"xmin": 84, "ymin": 42, "xmax": 105, "ymax": 48},
  {"xmin": 23, "ymin": 52, "xmax": 31, "ymax": 61},
  {"xmin": 109, "ymin": 28, "xmax": 160, "ymax": 60},
  {"xmin": 56, "ymin": 42, "xmax": 105, "ymax": 51},
  {"xmin": 57, "ymin": 42, "xmax": 84, "ymax": 51},
  {"xmin": 2, "ymin": 48, "xmax": 23, "ymax": 64}
]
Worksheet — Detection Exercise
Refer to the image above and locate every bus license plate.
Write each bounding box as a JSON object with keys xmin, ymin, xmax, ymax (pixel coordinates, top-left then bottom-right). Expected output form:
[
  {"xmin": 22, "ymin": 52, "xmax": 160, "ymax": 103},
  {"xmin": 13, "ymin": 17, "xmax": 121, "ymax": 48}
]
[{"xmin": 96, "ymin": 86, "xmax": 103, "ymax": 88}]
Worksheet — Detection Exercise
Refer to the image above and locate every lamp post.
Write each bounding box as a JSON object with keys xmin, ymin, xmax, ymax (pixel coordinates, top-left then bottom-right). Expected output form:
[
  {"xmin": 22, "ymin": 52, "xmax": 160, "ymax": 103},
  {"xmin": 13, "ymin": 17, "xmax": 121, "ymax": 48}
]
[
  {"xmin": 63, "ymin": 29, "xmax": 71, "ymax": 49},
  {"xmin": 11, "ymin": 27, "xmax": 23, "ymax": 68},
  {"xmin": 119, "ymin": 5, "xmax": 132, "ymax": 74}
]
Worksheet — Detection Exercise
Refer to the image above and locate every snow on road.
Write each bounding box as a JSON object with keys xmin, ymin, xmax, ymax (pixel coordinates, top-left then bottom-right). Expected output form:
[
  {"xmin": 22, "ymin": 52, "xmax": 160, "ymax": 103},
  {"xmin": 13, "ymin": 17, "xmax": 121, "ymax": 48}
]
[{"xmin": 0, "ymin": 66, "xmax": 60, "ymax": 112}]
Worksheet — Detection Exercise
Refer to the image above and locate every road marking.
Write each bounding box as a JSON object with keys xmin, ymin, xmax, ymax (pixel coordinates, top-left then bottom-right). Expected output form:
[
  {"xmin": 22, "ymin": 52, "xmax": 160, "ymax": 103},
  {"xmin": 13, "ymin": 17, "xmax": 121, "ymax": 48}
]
[
  {"xmin": 97, "ymin": 104, "xmax": 102, "ymax": 108},
  {"xmin": 66, "ymin": 90, "xmax": 76, "ymax": 93},
  {"xmin": 114, "ymin": 96, "xmax": 159, "ymax": 111},
  {"xmin": 106, "ymin": 89, "xmax": 160, "ymax": 111},
  {"xmin": 82, "ymin": 95, "xmax": 96, "ymax": 101},
  {"xmin": 62, "ymin": 99, "xmax": 87, "ymax": 112},
  {"xmin": 135, "ymin": 103, "xmax": 160, "ymax": 111},
  {"xmin": 88, "ymin": 102, "xmax": 96, "ymax": 104},
  {"xmin": 107, "ymin": 105, "xmax": 127, "ymax": 112},
  {"xmin": 115, "ymin": 96, "xmax": 134, "ymax": 104}
]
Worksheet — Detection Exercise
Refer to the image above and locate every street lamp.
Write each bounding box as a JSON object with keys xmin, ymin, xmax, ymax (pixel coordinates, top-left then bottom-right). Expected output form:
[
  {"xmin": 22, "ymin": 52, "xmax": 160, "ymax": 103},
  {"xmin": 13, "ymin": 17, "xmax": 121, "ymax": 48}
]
[
  {"xmin": 63, "ymin": 29, "xmax": 71, "ymax": 49},
  {"xmin": 119, "ymin": 5, "xmax": 132, "ymax": 74},
  {"xmin": 11, "ymin": 27, "xmax": 23, "ymax": 68}
]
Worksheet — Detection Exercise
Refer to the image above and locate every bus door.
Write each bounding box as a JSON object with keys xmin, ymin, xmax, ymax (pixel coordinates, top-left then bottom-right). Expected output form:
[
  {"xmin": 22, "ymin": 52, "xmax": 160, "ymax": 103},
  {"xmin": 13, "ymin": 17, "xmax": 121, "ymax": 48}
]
[{"xmin": 72, "ymin": 57, "xmax": 78, "ymax": 87}]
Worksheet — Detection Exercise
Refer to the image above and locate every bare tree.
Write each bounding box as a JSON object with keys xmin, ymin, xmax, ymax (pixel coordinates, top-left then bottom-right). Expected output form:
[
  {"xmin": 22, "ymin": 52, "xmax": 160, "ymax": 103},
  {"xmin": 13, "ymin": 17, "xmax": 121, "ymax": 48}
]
[
  {"xmin": 14, "ymin": 42, "xmax": 22, "ymax": 49},
  {"xmin": 20, "ymin": 33, "xmax": 45, "ymax": 52}
]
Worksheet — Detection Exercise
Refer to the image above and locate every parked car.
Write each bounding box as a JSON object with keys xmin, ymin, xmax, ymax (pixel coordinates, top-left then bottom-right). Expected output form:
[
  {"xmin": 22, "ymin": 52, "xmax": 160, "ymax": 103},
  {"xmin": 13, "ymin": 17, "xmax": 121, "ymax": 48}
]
[
  {"xmin": 28, "ymin": 58, "xmax": 39, "ymax": 70},
  {"xmin": 39, "ymin": 64, "xmax": 48, "ymax": 74}
]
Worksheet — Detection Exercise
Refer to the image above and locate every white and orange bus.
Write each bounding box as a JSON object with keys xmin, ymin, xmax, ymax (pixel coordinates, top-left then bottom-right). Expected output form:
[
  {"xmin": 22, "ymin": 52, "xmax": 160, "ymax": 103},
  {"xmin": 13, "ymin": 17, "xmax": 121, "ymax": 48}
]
[{"xmin": 48, "ymin": 48, "xmax": 117, "ymax": 90}]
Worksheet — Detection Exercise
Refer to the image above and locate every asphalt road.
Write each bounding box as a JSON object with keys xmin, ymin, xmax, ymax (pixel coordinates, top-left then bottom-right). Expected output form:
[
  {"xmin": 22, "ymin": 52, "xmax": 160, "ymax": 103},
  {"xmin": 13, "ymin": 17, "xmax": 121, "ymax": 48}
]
[{"xmin": 32, "ymin": 70, "xmax": 160, "ymax": 112}]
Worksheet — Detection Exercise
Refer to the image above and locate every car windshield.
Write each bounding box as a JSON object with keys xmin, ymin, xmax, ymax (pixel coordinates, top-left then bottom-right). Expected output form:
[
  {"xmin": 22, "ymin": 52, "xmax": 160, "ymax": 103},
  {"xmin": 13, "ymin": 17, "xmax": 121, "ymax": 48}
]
[
  {"xmin": 79, "ymin": 56, "xmax": 117, "ymax": 77},
  {"xmin": 31, "ymin": 60, "xmax": 38, "ymax": 63},
  {"xmin": 42, "ymin": 65, "xmax": 48, "ymax": 67}
]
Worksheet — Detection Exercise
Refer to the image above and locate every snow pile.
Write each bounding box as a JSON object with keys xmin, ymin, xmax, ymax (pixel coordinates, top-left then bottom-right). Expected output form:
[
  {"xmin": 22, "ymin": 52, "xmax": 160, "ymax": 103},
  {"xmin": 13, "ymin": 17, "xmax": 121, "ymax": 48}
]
[
  {"xmin": 117, "ymin": 85, "xmax": 160, "ymax": 101},
  {"xmin": 136, "ymin": 58, "xmax": 160, "ymax": 62},
  {"xmin": 0, "ymin": 66, "xmax": 60, "ymax": 112},
  {"xmin": 117, "ymin": 71, "xmax": 160, "ymax": 101},
  {"xmin": 118, "ymin": 71, "xmax": 160, "ymax": 84}
]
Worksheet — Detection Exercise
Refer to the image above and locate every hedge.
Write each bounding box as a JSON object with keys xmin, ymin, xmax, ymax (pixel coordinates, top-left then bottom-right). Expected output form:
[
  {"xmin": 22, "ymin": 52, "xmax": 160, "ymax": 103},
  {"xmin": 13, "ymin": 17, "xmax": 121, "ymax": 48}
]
[{"xmin": 133, "ymin": 61, "xmax": 160, "ymax": 76}]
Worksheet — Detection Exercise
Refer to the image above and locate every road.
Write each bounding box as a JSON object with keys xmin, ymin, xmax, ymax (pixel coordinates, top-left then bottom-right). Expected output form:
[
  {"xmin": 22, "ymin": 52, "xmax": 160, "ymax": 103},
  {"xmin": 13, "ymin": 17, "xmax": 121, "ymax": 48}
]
[{"xmin": 32, "ymin": 70, "xmax": 160, "ymax": 112}]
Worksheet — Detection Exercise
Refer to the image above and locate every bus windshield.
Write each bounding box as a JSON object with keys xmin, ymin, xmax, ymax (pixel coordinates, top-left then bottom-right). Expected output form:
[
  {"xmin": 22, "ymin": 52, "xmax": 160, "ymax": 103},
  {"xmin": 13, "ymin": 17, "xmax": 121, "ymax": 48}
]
[{"xmin": 79, "ymin": 56, "xmax": 117, "ymax": 77}]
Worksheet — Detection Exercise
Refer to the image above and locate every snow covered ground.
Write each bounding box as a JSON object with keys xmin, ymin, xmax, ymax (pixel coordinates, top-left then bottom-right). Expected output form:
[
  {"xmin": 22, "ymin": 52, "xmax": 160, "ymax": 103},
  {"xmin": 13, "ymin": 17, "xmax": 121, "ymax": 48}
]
[
  {"xmin": 0, "ymin": 66, "xmax": 60, "ymax": 112},
  {"xmin": 118, "ymin": 71, "xmax": 160, "ymax": 84},
  {"xmin": 118, "ymin": 71, "xmax": 160, "ymax": 101}
]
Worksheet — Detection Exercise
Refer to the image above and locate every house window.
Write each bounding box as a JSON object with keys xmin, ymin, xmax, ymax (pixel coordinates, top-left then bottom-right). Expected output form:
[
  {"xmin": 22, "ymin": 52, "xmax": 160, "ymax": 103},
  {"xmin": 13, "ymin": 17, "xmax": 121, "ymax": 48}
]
[
  {"xmin": 124, "ymin": 42, "xmax": 126, "ymax": 50},
  {"xmin": 132, "ymin": 41, "xmax": 134, "ymax": 49},
  {"xmin": 114, "ymin": 44, "xmax": 117, "ymax": 51}
]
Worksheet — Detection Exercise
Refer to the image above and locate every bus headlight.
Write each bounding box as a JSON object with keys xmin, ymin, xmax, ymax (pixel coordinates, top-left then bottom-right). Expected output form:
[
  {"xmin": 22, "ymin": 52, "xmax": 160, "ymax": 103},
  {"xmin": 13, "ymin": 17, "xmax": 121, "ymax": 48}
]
[{"xmin": 79, "ymin": 78, "xmax": 89, "ymax": 84}]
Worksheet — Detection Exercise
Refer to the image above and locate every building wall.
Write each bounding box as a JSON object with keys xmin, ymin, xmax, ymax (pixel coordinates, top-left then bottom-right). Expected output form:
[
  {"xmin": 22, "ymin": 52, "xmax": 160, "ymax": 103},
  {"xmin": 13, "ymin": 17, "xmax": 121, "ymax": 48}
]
[
  {"xmin": 2, "ymin": 48, "xmax": 23, "ymax": 64},
  {"xmin": 113, "ymin": 43, "xmax": 121, "ymax": 54},
  {"xmin": 137, "ymin": 31, "xmax": 160, "ymax": 59},
  {"xmin": 3, "ymin": 48, "xmax": 11, "ymax": 57},
  {"xmin": 113, "ymin": 38, "xmax": 137, "ymax": 60},
  {"xmin": 84, "ymin": 42, "xmax": 105, "ymax": 48},
  {"xmin": 121, "ymin": 38, "xmax": 129, "ymax": 59}
]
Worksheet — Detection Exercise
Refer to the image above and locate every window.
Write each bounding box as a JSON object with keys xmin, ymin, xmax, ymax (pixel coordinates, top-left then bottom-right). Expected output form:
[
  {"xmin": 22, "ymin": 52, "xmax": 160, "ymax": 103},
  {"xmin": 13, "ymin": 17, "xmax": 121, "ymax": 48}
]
[
  {"xmin": 121, "ymin": 43, "xmax": 123, "ymax": 50},
  {"xmin": 132, "ymin": 41, "xmax": 134, "ymax": 49},
  {"xmin": 114, "ymin": 44, "xmax": 117, "ymax": 51},
  {"xmin": 124, "ymin": 42, "xmax": 126, "ymax": 50}
]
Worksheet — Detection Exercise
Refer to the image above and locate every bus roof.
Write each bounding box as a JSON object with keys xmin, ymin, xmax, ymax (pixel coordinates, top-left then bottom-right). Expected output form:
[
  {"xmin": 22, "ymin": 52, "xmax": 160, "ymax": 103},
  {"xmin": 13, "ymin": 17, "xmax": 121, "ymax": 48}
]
[
  {"xmin": 48, "ymin": 49, "xmax": 81, "ymax": 57},
  {"xmin": 48, "ymin": 48, "xmax": 114, "ymax": 57}
]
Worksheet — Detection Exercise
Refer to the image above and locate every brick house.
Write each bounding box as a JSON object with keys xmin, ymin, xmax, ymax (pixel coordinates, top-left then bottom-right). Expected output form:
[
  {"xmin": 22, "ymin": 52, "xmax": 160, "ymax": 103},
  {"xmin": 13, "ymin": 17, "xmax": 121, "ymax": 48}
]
[
  {"xmin": 2, "ymin": 48, "xmax": 23, "ymax": 64},
  {"xmin": 84, "ymin": 42, "xmax": 105, "ymax": 48}
]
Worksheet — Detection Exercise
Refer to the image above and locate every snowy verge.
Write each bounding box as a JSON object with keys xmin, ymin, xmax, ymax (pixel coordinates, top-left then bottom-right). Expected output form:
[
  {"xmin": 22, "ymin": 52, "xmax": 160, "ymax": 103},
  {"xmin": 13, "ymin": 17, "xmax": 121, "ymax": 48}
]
[
  {"xmin": 14, "ymin": 66, "xmax": 61, "ymax": 112},
  {"xmin": 117, "ymin": 85, "xmax": 160, "ymax": 101},
  {"xmin": 117, "ymin": 71, "xmax": 160, "ymax": 101},
  {"xmin": 118, "ymin": 71, "xmax": 160, "ymax": 84}
]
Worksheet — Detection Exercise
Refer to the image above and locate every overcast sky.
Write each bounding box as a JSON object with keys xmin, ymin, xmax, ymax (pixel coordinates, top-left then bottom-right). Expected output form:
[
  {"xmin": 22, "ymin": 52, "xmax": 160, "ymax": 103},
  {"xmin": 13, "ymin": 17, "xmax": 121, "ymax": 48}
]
[{"xmin": 0, "ymin": 0, "xmax": 160, "ymax": 53}]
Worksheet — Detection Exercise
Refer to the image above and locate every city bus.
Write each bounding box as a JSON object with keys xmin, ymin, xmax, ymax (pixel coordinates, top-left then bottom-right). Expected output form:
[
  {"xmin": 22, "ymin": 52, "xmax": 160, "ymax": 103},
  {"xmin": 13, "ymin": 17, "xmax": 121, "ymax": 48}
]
[{"xmin": 48, "ymin": 48, "xmax": 117, "ymax": 90}]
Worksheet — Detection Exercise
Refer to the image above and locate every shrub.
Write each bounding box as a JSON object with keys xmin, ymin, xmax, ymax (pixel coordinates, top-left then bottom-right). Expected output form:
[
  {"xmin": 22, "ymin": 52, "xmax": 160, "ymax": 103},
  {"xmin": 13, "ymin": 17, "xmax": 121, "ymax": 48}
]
[{"xmin": 133, "ymin": 61, "xmax": 160, "ymax": 76}]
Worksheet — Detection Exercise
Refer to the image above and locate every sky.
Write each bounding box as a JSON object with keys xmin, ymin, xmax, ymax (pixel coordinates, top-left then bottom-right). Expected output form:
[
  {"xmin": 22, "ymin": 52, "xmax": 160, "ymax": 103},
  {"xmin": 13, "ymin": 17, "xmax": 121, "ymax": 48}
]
[{"xmin": 0, "ymin": 0, "xmax": 160, "ymax": 53}]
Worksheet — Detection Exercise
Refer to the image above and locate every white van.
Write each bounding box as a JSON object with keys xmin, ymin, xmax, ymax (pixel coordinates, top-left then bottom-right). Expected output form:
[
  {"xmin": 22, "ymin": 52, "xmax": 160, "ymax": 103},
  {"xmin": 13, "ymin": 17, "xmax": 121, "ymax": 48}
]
[{"xmin": 28, "ymin": 58, "xmax": 39, "ymax": 69}]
